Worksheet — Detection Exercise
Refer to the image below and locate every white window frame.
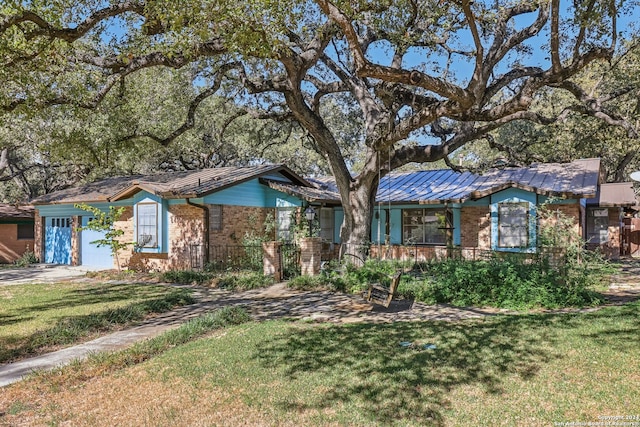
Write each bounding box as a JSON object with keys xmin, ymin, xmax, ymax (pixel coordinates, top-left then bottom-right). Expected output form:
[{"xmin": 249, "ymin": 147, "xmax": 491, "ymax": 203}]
[
  {"xmin": 276, "ymin": 208, "xmax": 295, "ymax": 242},
  {"xmin": 498, "ymin": 202, "xmax": 529, "ymax": 248},
  {"xmin": 586, "ymin": 207, "xmax": 609, "ymax": 244},
  {"xmin": 319, "ymin": 207, "xmax": 334, "ymax": 242},
  {"xmin": 136, "ymin": 202, "xmax": 158, "ymax": 248}
]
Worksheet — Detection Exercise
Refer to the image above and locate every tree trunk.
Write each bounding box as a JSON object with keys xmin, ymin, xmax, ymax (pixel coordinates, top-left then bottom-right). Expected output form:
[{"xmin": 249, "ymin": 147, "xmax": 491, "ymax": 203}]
[{"xmin": 338, "ymin": 172, "xmax": 379, "ymax": 265}]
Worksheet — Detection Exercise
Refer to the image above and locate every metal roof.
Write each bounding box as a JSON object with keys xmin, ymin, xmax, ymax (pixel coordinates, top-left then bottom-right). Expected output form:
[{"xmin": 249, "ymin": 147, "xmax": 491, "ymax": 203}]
[
  {"xmin": 585, "ymin": 182, "xmax": 638, "ymax": 207},
  {"xmin": 32, "ymin": 165, "xmax": 309, "ymax": 205},
  {"xmin": 311, "ymin": 158, "xmax": 601, "ymax": 204}
]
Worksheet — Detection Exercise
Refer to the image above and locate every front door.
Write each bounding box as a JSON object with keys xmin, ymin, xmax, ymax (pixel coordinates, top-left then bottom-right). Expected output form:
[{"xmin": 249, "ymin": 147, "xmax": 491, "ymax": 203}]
[{"xmin": 44, "ymin": 217, "xmax": 72, "ymax": 264}]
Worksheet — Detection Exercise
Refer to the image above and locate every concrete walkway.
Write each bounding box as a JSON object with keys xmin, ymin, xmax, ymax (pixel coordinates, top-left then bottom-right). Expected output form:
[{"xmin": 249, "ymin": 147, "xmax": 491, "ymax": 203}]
[
  {"xmin": 0, "ymin": 264, "xmax": 104, "ymax": 285},
  {"xmin": 0, "ymin": 281, "xmax": 501, "ymax": 387}
]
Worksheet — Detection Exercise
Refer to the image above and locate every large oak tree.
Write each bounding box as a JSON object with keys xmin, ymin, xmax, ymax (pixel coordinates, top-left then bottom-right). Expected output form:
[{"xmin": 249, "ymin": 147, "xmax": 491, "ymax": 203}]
[{"xmin": 1, "ymin": 0, "xmax": 639, "ymax": 255}]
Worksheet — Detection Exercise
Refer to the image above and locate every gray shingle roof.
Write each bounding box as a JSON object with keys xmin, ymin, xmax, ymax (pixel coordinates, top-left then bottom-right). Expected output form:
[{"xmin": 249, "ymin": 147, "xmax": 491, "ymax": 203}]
[
  {"xmin": 32, "ymin": 165, "xmax": 309, "ymax": 204},
  {"xmin": 0, "ymin": 204, "xmax": 34, "ymax": 220},
  {"xmin": 259, "ymin": 178, "xmax": 341, "ymax": 204}
]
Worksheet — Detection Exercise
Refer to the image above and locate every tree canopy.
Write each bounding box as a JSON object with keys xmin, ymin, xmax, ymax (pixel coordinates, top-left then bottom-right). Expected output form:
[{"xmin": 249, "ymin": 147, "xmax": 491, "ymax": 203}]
[{"xmin": 1, "ymin": 0, "xmax": 639, "ymax": 251}]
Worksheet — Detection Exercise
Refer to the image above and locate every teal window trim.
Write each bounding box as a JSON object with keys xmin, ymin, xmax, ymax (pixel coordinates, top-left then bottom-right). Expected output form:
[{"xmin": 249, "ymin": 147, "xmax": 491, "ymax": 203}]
[
  {"xmin": 136, "ymin": 202, "xmax": 159, "ymax": 249},
  {"xmin": 133, "ymin": 196, "xmax": 166, "ymax": 254},
  {"xmin": 401, "ymin": 208, "xmax": 448, "ymax": 245}
]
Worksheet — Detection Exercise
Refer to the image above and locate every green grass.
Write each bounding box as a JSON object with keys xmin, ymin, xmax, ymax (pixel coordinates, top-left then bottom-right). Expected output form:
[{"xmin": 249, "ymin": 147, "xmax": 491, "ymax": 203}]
[
  {"xmin": 2, "ymin": 303, "xmax": 638, "ymax": 426},
  {"xmin": 145, "ymin": 302, "xmax": 640, "ymax": 426},
  {"xmin": 0, "ymin": 282, "xmax": 194, "ymax": 363}
]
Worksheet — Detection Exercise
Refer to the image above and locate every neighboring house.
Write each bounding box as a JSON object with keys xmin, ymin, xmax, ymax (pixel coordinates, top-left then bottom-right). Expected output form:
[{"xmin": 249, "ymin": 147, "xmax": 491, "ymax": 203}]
[
  {"xmin": 585, "ymin": 182, "xmax": 638, "ymax": 258},
  {"xmin": 31, "ymin": 165, "xmax": 334, "ymax": 271},
  {"xmin": 313, "ymin": 158, "xmax": 638, "ymax": 259},
  {"xmin": 0, "ymin": 204, "xmax": 35, "ymax": 264}
]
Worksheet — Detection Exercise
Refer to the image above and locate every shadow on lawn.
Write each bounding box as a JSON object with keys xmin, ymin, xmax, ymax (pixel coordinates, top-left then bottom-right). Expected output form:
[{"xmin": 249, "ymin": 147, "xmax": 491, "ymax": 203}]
[
  {"xmin": 254, "ymin": 305, "xmax": 639, "ymax": 426},
  {"xmin": 0, "ymin": 288, "xmax": 193, "ymax": 364},
  {"xmin": 3, "ymin": 283, "xmax": 170, "ymax": 316}
]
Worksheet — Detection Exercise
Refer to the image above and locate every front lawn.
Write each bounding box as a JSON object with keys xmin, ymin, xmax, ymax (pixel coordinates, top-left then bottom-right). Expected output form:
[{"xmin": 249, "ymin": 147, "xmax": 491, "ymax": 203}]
[
  {"xmin": 2, "ymin": 302, "xmax": 638, "ymax": 426},
  {"xmin": 0, "ymin": 281, "xmax": 194, "ymax": 363}
]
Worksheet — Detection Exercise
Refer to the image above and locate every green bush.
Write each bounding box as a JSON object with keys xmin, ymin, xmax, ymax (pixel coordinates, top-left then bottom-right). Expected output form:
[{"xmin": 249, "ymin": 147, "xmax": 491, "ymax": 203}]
[
  {"xmin": 161, "ymin": 270, "xmax": 215, "ymax": 285},
  {"xmin": 14, "ymin": 250, "xmax": 37, "ymax": 267},
  {"xmin": 402, "ymin": 255, "xmax": 605, "ymax": 309},
  {"xmin": 287, "ymin": 275, "xmax": 328, "ymax": 291},
  {"xmin": 336, "ymin": 254, "xmax": 606, "ymax": 310},
  {"xmin": 217, "ymin": 271, "xmax": 274, "ymax": 291}
]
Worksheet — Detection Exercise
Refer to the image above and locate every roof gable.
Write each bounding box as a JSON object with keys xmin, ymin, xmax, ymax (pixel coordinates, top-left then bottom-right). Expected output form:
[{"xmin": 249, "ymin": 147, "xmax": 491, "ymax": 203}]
[{"xmin": 32, "ymin": 165, "xmax": 311, "ymax": 205}]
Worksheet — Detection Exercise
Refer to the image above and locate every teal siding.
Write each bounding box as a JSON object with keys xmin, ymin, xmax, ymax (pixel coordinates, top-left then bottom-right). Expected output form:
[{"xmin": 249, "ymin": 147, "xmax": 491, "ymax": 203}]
[
  {"xmin": 37, "ymin": 201, "xmax": 130, "ymax": 217},
  {"xmin": 452, "ymin": 206, "xmax": 461, "ymax": 246},
  {"xmin": 202, "ymin": 179, "xmax": 303, "ymax": 207}
]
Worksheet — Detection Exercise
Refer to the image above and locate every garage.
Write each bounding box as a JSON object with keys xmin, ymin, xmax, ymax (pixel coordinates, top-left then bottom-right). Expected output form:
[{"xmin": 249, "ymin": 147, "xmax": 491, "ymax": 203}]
[
  {"xmin": 80, "ymin": 216, "xmax": 113, "ymax": 269},
  {"xmin": 44, "ymin": 217, "xmax": 72, "ymax": 264}
]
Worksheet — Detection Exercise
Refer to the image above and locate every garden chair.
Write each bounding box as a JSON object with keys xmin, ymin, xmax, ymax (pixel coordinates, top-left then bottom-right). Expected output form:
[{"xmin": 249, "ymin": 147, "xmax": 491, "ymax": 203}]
[{"xmin": 366, "ymin": 271, "xmax": 402, "ymax": 308}]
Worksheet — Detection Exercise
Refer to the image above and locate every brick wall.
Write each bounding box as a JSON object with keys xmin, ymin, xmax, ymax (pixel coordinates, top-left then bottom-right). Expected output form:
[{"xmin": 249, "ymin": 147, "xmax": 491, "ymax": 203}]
[
  {"xmin": 34, "ymin": 211, "xmax": 43, "ymax": 262},
  {"xmin": 605, "ymin": 208, "xmax": 622, "ymax": 259},
  {"xmin": 123, "ymin": 204, "xmax": 273, "ymax": 272},
  {"xmin": 71, "ymin": 216, "xmax": 80, "ymax": 266},
  {"xmin": 0, "ymin": 224, "xmax": 35, "ymax": 263},
  {"xmin": 115, "ymin": 206, "xmax": 135, "ymax": 270},
  {"xmin": 539, "ymin": 204, "xmax": 581, "ymax": 237},
  {"xmin": 460, "ymin": 206, "xmax": 491, "ymax": 249},
  {"xmin": 208, "ymin": 205, "xmax": 274, "ymax": 260}
]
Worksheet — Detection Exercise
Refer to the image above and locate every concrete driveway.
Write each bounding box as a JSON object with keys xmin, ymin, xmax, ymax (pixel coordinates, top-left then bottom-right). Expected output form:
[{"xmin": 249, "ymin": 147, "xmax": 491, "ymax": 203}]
[{"xmin": 0, "ymin": 264, "xmax": 105, "ymax": 285}]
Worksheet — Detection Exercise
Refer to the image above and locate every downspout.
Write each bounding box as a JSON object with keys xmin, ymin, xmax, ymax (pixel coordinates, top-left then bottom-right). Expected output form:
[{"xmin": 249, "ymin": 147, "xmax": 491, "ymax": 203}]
[{"xmin": 186, "ymin": 199, "xmax": 210, "ymax": 265}]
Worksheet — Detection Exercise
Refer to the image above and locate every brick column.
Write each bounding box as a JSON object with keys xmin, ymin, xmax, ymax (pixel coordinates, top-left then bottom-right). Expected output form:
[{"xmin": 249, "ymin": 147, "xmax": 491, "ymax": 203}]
[
  {"xmin": 34, "ymin": 210, "xmax": 43, "ymax": 262},
  {"xmin": 71, "ymin": 215, "xmax": 80, "ymax": 266},
  {"xmin": 263, "ymin": 241, "xmax": 282, "ymax": 281},
  {"xmin": 300, "ymin": 237, "xmax": 322, "ymax": 276}
]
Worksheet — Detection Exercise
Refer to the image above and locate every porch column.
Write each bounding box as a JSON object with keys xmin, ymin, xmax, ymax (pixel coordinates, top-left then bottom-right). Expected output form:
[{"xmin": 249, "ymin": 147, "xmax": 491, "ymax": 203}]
[
  {"xmin": 300, "ymin": 237, "xmax": 323, "ymax": 276},
  {"xmin": 263, "ymin": 241, "xmax": 282, "ymax": 282}
]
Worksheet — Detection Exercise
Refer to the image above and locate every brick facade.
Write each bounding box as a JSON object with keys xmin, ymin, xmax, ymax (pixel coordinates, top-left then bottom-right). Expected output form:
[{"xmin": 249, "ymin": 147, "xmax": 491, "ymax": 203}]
[
  {"xmin": 34, "ymin": 212, "xmax": 43, "ymax": 262},
  {"xmin": 460, "ymin": 206, "xmax": 491, "ymax": 249},
  {"xmin": 71, "ymin": 216, "xmax": 80, "ymax": 266},
  {"xmin": 0, "ymin": 223, "xmax": 35, "ymax": 263},
  {"xmin": 208, "ymin": 205, "xmax": 274, "ymax": 248},
  {"xmin": 118, "ymin": 204, "xmax": 275, "ymax": 272}
]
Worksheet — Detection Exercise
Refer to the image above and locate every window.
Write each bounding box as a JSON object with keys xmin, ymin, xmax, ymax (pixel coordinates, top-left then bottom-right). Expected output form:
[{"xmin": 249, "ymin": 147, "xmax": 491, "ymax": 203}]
[
  {"xmin": 210, "ymin": 205, "xmax": 222, "ymax": 231},
  {"xmin": 137, "ymin": 203, "xmax": 158, "ymax": 247},
  {"xmin": 276, "ymin": 208, "xmax": 294, "ymax": 241},
  {"xmin": 402, "ymin": 209, "xmax": 447, "ymax": 245},
  {"xmin": 586, "ymin": 208, "xmax": 609, "ymax": 244},
  {"xmin": 17, "ymin": 223, "xmax": 34, "ymax": 240},
  {"xmin": 319, "ymin": 208, "xmax": 334, "ymax": 242},
  {"xmin": 498, "ymin": 202, "xmax": 529, "ymax": 248}
]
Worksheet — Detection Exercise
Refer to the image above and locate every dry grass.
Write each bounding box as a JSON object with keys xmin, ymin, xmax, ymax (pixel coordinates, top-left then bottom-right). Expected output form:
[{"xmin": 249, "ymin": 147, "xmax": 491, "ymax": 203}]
[{"xmin": 1, "ymin": 302, "xmax": 639, "ymax": 426}]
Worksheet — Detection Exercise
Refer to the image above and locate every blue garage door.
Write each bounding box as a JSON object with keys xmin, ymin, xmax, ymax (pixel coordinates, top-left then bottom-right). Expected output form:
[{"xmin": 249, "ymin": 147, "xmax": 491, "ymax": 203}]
[
  {"xmin": 80, "ymin": 216, "xmax": 113, "ymax": 269},
  {"xmin": 45, "ymin": 217, "xmax": 72, "ymax": 264}
]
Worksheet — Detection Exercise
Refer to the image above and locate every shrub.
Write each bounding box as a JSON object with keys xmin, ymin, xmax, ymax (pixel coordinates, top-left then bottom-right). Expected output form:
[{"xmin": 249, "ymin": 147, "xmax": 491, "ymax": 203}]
[
  {"xmin": 161, "ymin": 270, "xmax": 215, "ymax": 285},
  {"xmin": 14, "ymin": 250, "xmax": 37, "ymax": 267},
  {"xmin": 217, "ymin": 271, "xmax": 274, "ymax": 291},
  {"xmin": 288, "ymin": 275, "xmax": 323, "ymax": 290},
  {"xmin": 341, "ymin": 256, "xmax": 606, "ymax": 310}
]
